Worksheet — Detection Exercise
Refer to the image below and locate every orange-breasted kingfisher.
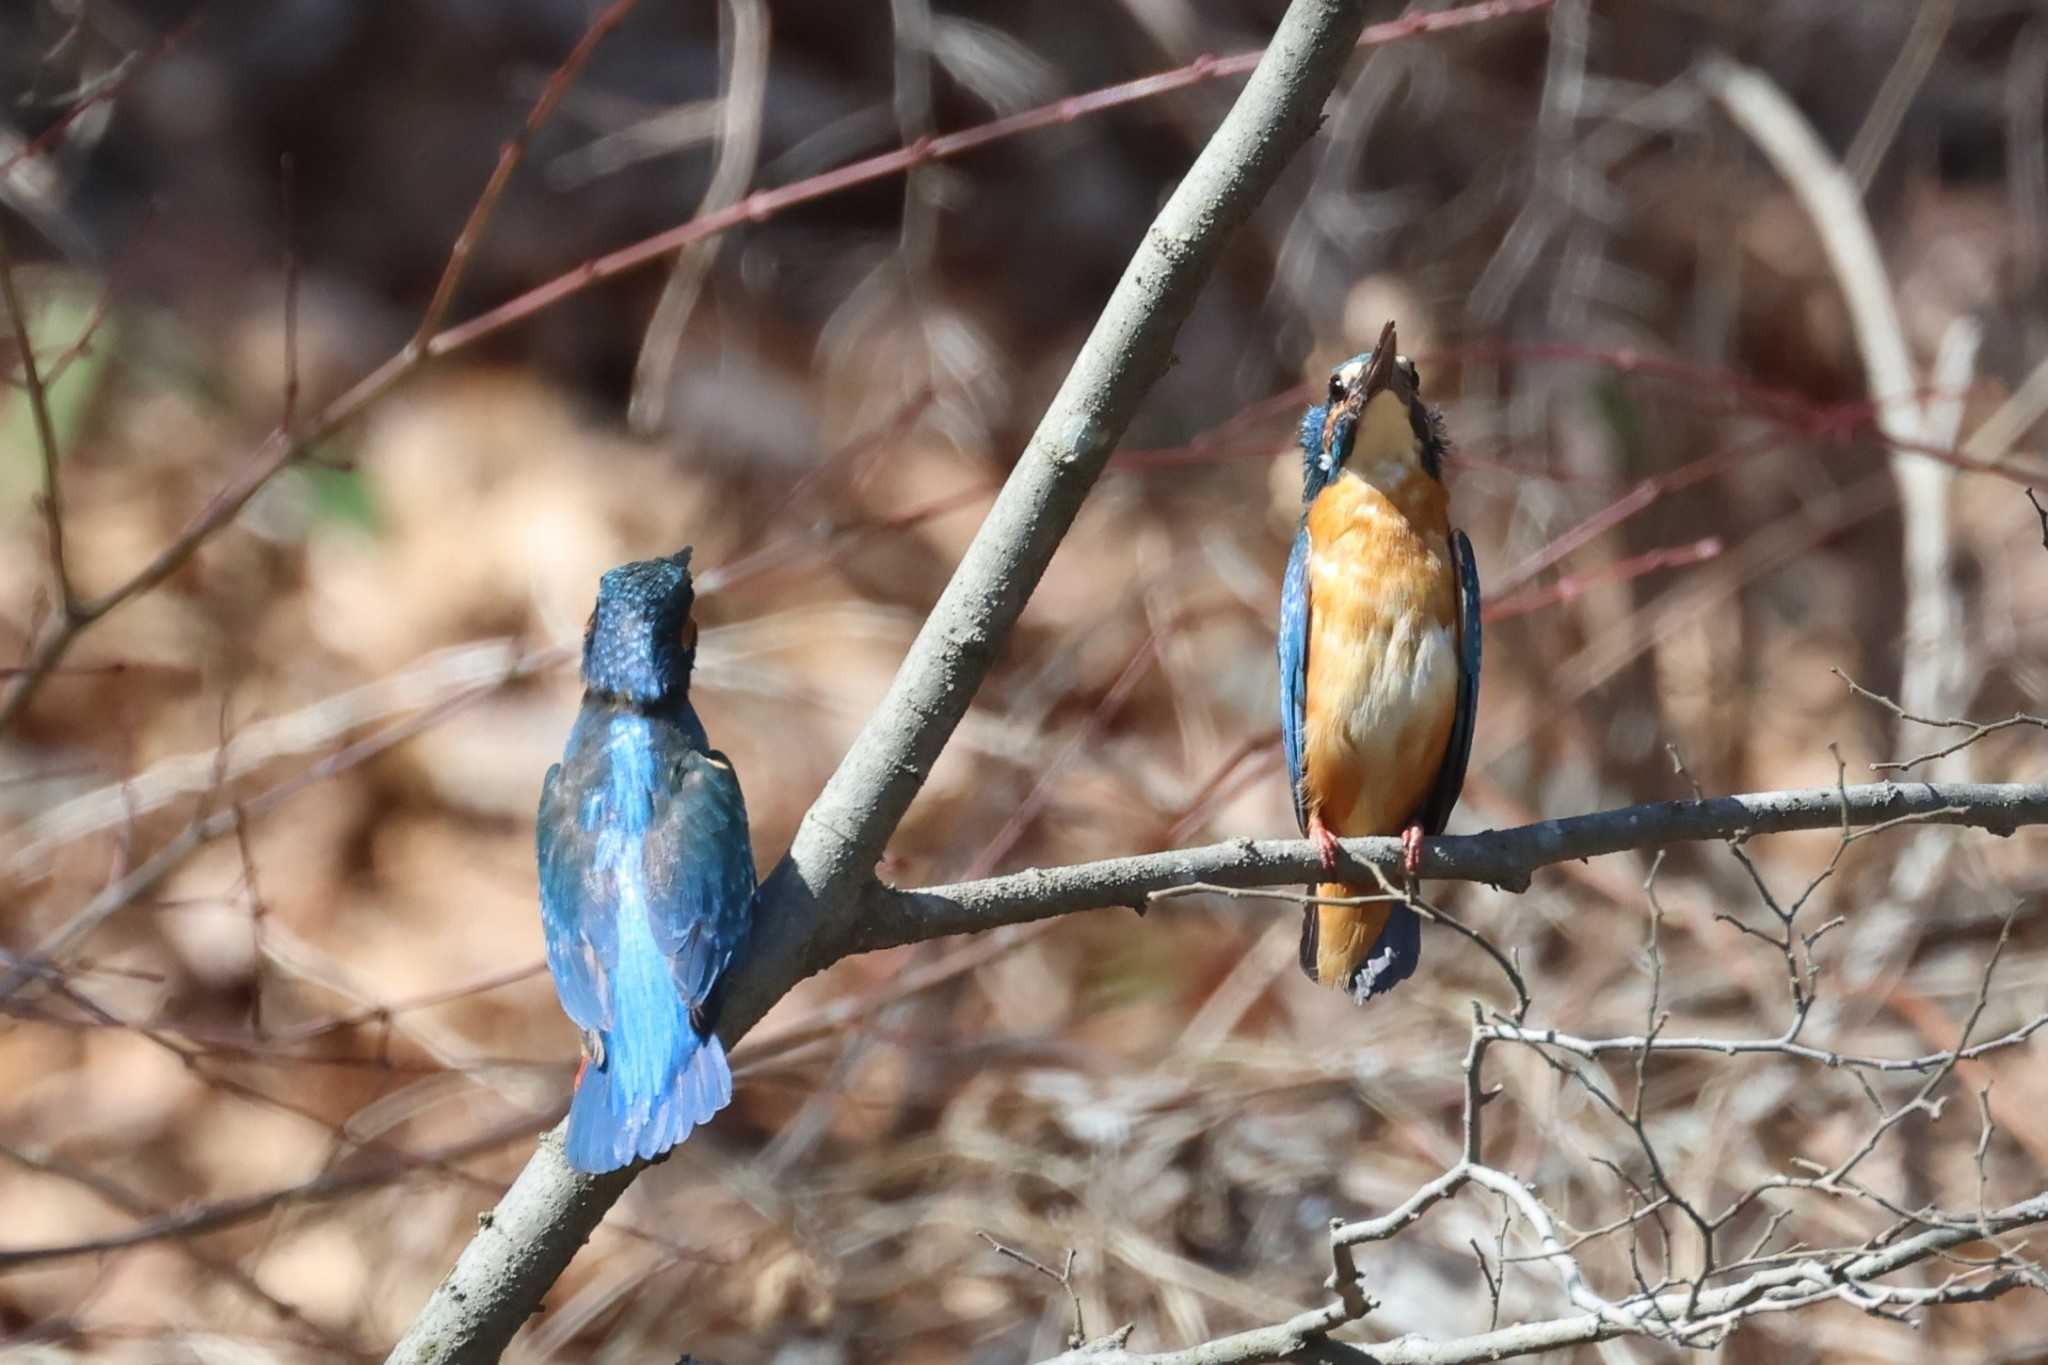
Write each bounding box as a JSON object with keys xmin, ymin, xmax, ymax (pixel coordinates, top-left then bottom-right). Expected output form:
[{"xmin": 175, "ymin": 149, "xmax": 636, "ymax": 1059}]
[
  {"xmin": 537, "ymin": 548, "xmax": 755, "ymax": 1172},
  {"xmin": 1278, "ymin": 320, "xmax": 1481, "ymax": 1003}
]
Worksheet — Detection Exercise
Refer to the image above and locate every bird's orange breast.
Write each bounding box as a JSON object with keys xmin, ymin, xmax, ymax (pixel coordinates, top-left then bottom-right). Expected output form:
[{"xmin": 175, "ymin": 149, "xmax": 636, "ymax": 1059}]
[{"xmin": 1300, "ymin": 468, "xmax": 1459, "ymax": 839}]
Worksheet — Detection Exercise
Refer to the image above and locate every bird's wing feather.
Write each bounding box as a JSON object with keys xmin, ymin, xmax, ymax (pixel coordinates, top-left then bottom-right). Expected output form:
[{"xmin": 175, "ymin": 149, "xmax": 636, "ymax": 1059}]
[
  {"xmin": 1278, "ymin": 527, "xmax": 1312, "ymax": 835},
  {"xmin": 640, "ymin": 746, "xmax": 756, "ymax": 1016},
  {"xmin": 1418, "ymin": 529, "xmax": 1481, "ymax": 836},
  {"xmin": 537, "ymin": 761, "xmax": 616, "ymax": 1031}
]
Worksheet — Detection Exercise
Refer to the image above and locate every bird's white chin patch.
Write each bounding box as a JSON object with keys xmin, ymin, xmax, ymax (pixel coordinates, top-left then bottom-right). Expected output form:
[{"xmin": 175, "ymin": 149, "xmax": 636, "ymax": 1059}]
[{"xmin": 1354, "ymin": 389, "xmax": 1420, "ymax": 468}]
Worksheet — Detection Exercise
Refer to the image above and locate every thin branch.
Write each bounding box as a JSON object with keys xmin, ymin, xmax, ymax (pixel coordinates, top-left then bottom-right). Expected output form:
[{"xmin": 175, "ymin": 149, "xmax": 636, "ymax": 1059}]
[
  {"xmin": 279, "ymin": 153, "xmax": 300, "ymax": 434},
  {"xmin": 0, "ymin": 15, "xmax": 202, "ymax": 183},
  {"xmin": 1836, "ymin": 669, "xmax": 2048, "ymax": 773},
  {"xmin": 981, "ymin": 1232, "xmax": 1088, "ymax": 1347},
  {"xmin": 1482, "ymin": 536, "xmax": 1722, "ymax": 624},
  {"xmin": 0, "ymin": 1114, "xmax": 546, "ymax": 1270},
  {"xmin": 857, "ymin": 782, "xmax": 2048, "ymax": 949},
  {"xmin": 626, "ymin": 0, "xmax": 768, "ymax": 432},
  {"xmin": 1034, "ymin": 1300, "xmax": 1368, "ymax": 1365},
  {"xmin": 0, "ymin": 642, "xmax": 564, "ymax": 1003},
  {"xmin": 1700, "ymin": 55, "xmax": 1932, "ymax": 445},
  {"xmin": 0, "ymin": 218, "xmax": 75, "ymax": 614},
  {"xmin": 0, "ymin": 1142, "xmax": 371, "ymax": 1354},
  {"xmin": 1843, "ymin": 0, "xmax": 1955, "ymax": 191},
  {"xmin": 1481, "ymin": 1011, "xmax": 2048, "ymax": 1076},
  {"xmin": 412, "ymin": 0, "xmax": 641, "ymax": 349}
]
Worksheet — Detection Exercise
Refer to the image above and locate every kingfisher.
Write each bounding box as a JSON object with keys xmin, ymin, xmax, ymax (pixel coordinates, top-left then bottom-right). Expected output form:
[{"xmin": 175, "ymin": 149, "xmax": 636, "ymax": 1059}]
[
  {"xmin": 1277, "ymin": 320, "xmax": 1481, "ymax": 1003},
  {"xmin": 537, "ymin": 548, "xmax": 755, "ymax": 1173}
]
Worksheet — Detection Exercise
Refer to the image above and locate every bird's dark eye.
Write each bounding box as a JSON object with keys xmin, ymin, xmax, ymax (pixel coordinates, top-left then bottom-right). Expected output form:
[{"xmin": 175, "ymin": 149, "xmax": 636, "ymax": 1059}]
[
  {"xmin": 1398, "ymin": 357, "xmax": 1420, "ymax": 390},
  {"xmin": 1327, "ymin": 374, "xmax": 1345, "ymax": 402}
]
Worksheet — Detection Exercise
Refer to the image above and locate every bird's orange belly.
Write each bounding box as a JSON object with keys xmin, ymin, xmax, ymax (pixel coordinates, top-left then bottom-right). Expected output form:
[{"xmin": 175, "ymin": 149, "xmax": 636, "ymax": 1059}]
[{"xmin": 1301, "ymin": 476, "xmax": 1458, "ymax": 837}]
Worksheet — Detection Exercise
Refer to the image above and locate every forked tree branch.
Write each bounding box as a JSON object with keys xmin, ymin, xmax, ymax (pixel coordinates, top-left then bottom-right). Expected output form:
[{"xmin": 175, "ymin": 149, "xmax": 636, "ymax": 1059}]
[{"xmin": 384, "ymin": 2, "xmax": 1384, "ymax": 1360}]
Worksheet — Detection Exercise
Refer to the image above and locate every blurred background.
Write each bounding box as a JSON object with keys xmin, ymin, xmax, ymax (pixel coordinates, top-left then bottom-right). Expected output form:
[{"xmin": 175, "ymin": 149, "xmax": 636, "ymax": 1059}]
[{"xmin": 2, "ymin": 1, "xmax": 2046, "ymax": 1361}]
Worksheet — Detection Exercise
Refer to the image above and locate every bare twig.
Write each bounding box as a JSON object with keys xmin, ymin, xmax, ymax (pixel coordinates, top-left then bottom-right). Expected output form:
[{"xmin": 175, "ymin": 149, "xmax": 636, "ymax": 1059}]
[
  {"xmin": 0, "ymin": 1113, "xmax": 548, "ymax": 1270},
  {"xmin": 0, "ymin": 1142, "xmax": 370, "ymax": 1355},
  {"xmin": 413, "ymin": 0, "xmax": 641, "ymax": 350},
  {"xmin": 1837, "ymin": 669, "xmax": 2048, "ymax": 774},
  {"xmin": 1482, "ymin": 537, "xmax": 1723, "ymax": 624},
  {"xmin": 1034, "ymin": 1299, "xmax": 1370, "ymax": 1365},
  {"xmin": 0, "ymin": 15, "xmax": 202, "ymax": 183},
  {"xmin": 1844, "ymin": 0, "xmax": 1956, "ymax": 191},
  {"xmin": 626, "ymin": 0, "xmax": 769, "ymax": 432},
  {"xmin": 982, "ymin": 1232, "xmax": 1089, "ymax": 1346},
  {"xmin": 0, "ymin": 218, "xmax": 75, "ymax": 614},
  {"xmin": 279, "ymin": 152, "xmax": 300, "ymax": 434},
  {"xmin": 0, "ymin": 641, "xmax": 564, "ymax": 1002}
]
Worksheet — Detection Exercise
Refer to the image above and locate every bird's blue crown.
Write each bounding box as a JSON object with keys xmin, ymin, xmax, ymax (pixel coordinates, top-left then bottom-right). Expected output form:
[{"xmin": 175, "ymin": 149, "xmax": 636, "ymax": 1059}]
[{"xmin": 581, "ymin": 548, "xmax": 699, "ymax": 705}]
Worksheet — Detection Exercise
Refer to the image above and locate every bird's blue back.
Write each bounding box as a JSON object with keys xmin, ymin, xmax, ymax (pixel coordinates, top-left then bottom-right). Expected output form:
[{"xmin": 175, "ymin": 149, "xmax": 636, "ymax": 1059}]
[{"xmin": 539, "ymin": 697, "xmax": 753, "ymax": 1172}]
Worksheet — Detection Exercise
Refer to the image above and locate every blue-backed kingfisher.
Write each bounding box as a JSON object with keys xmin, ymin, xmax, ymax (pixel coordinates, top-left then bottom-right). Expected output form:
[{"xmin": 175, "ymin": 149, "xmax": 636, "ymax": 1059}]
[
  {"xmin": 1278, "ymin": 320, "xmax": 1481, "ymax": 1002},
  {"xmin": 537, "ymin": 548, "xmax": 755, "ymax": 1172}
]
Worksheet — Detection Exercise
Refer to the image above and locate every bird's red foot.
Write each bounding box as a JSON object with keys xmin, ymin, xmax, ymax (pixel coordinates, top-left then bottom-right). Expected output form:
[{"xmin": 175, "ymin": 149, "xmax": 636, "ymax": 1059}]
[
  {"xmin": 1308, "ymin": 814, "xmax": 1342, "ymax": 875},
  {"xmin": 1401, "ymin": 824, "xmax": 1425, "ymax": 879},
  {"xmin": 575, "ymin": 1028, "xmax": 605, "ymax": 1088}
]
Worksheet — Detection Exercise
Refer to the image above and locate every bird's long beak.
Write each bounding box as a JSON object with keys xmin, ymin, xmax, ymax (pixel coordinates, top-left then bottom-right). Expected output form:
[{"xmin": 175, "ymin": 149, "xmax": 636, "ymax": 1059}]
[
  {"xmin": 1360, "ymin": 319, "xmax": 1399, "ymax": 403},
  {"xmin": 1317, "ymin": 319, "xmax": 1408, "ymax": 475}
]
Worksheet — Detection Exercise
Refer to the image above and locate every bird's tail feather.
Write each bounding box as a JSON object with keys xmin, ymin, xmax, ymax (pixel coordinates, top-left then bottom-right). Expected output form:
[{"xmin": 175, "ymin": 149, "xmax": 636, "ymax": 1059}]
[
  {"xmin": 1299, "ymin": 886, "xmax": 1421, "ymax": 1003},
  {"xmin": 563, "ymin": 1032, "xmax": 733, "ymax": 1174}
]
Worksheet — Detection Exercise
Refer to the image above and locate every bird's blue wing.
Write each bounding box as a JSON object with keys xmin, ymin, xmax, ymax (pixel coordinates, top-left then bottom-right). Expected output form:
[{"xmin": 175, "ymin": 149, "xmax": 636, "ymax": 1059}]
[
  {"xmin": 1277, "ymin": 526, "xmax": 1312, "ymax": 835},
  {"xmin": 537, "ymin": 761, "xmax": 615, "ymax": 1031},
  {"xmin": 640, "ymin": 744, "xmax": 756, "ymax": 1018},
  {"xmin": 1417, "ymin": 529, "xmax": 1481, "ymax": 836}
]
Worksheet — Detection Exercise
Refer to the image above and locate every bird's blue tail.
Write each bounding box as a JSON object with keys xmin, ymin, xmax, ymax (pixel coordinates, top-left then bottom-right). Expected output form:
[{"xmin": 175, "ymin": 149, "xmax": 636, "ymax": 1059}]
[
  {"xmin": 1346, "ymin": 902, "xmax": 1421, "ymax": 1002},
  {"xmin": 563, "ymin": 1031, "xmax": 732, "ymax": 1174},
  {"xmin": 1300, "ymin": 897, "xmax": 1421, "ymax": 1003}
]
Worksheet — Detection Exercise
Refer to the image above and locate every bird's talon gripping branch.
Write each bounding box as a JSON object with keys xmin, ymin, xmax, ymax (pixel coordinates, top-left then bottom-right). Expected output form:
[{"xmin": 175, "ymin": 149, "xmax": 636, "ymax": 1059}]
[
  {"xmin": 1308, "ymin": 813, "xmax": 1343, "ymax": 874},
  {"xmin": 1401, "ymin": 823, "xmax": 1425, "ymax": 879}
]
